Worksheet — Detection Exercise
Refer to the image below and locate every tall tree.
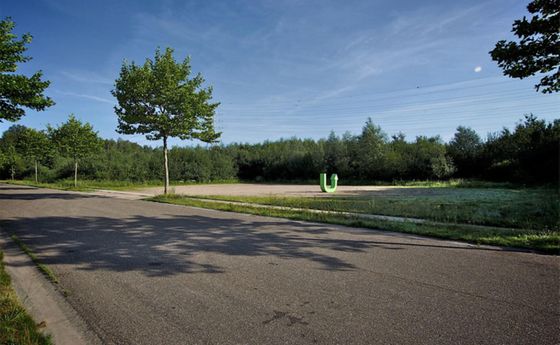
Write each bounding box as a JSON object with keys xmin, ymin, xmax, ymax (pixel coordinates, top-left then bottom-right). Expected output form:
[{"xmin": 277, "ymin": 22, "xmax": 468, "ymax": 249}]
[
  {"xmin": 355, "ymin": 118, "xmax": 387, "ymax": 179},
  {"xmin": 112, "ymin": 47, "xmax": 220, "ymax": 194},
  {"xmin": 18, "ymin": 127, "xmax": 51, "ymax": 182},
  {"xmin": 48, "ymin": 115, "xmax": 101, "ymax": 187},
  {"xmin": 2, "ymin": 144, "xmax": 21, "ymax": 180},
  {"xmin": 0, "ymin": 17, "xmax": 54, "ymax": 122},
  {"xmin": 490, "ymin": 0, "xmax": 560, "ymax": 93},
  {"xmin": 447, "ymin": 126, "xmax": 482, "ymax": 177}
]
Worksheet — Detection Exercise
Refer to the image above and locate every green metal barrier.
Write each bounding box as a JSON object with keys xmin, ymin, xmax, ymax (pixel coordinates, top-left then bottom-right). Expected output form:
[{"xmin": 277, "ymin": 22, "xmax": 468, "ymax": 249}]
[{"xmin": 320, "ymin": 173, "xmax": 338, "ymax": 193}]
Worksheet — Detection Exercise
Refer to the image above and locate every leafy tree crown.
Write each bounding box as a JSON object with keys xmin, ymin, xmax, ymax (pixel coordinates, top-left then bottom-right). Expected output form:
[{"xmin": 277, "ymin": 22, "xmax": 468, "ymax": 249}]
[
  {"xmin": 48, "ymin": 115, "xmax": 101, "ymax": 160},
  {"xmin": 490, "ymin": 0, "xmax": 560, "ymax": 93},
  {"xmin": 112, "ymin": 47, "xmax": 220, "ymax": 143},
  {"xmin": 0, "ymin": 17, "xmax": 54, "ymax": 121}
]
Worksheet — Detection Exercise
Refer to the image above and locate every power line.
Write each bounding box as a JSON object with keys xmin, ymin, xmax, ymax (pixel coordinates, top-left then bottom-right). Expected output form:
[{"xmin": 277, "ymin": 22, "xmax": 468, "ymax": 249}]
[
  {"xmin": 217, "ymin": 97, "xmax": 558, "ymax": 122},
  {"xmin": 219, "ymin": 107, "xmax": 559, "ymax": 133},
  {"xmin": 219, "ymin": 76, "xmax": 541, "ymax": 107},
  {"xmin": 217, "ymin": 89, "xmax": 558, "ymax": 118}
]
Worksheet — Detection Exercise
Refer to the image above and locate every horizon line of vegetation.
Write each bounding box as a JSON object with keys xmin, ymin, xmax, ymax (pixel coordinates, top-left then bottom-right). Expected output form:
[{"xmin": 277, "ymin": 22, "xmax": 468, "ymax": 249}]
[{"xmin": 1, "ymin": 114, "xmax": 558, "ymax": 187}]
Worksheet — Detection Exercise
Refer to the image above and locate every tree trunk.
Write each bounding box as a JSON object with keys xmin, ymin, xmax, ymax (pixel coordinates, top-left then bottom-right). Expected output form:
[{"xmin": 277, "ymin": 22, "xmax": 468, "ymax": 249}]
[
  {"xmin": 74, "ymin": 160, "xmax": 78, "ymax": 188},
  {"xmin": 163, "ymin": 136, "xmax": 169, "ymax": 194},
  {"xmin": 35, "ymin": 160, "xmax": 38, "ymax": 183},
  {"xmin": 10, "ymin": 166, "xmax": 15, "ymax": 180}
]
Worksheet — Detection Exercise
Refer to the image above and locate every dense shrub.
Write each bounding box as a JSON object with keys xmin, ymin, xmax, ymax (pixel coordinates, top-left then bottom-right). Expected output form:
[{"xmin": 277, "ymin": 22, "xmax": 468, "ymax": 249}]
[{"xmin": 0, "ymin": 115, "xmax": 557, "ymax": 184}]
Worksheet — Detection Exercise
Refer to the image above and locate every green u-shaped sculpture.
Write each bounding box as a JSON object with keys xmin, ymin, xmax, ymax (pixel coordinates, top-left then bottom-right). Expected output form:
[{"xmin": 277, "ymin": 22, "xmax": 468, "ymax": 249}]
[{"xmin": 320, "ymin": 173, "xmax": 338, "ymax": 193}]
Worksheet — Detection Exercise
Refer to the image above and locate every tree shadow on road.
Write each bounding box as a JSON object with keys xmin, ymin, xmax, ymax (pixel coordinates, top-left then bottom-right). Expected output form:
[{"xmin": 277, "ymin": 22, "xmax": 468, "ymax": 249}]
[
  {"xmin": 1, "ymin": 213, "xmax": 377, "ymax": 276},
  {"xmin": 0, "ymin": 193, "xmax": 93, "ymax": 200},
  {"xmin": 0, "ymin": 184, "xmax": 515, "ymax": 278}
]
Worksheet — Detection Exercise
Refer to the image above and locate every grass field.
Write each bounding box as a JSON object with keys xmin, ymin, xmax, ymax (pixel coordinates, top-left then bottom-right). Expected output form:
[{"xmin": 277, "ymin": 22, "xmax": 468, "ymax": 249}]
[
  {"xmin": 188, "ymin": 187, "xmax": 559, "ymax": 231},
  {"xmin": 151, "ymin": 194, "xmax": 559, "ymax": 254},
  {"xmin": 0, "ymin": 251, "xmax": 52, "ymax": 345}
]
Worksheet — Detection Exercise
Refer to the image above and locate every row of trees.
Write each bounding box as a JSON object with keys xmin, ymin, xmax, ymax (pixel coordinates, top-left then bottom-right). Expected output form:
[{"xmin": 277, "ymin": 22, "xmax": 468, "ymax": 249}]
[
  {"xmin": 1, "ymin": 115, "xmax": 557, "ymax": 185},
  {"xmin": 0, "ymin": 116, "xmax": 101, "ymax": 185}
]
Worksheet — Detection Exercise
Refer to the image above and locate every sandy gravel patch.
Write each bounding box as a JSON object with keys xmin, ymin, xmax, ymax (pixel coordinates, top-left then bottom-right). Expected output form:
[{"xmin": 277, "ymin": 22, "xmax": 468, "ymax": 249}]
[{"xmin": 133, "ymin": 183, "xmax": 457, "ymax": 198}]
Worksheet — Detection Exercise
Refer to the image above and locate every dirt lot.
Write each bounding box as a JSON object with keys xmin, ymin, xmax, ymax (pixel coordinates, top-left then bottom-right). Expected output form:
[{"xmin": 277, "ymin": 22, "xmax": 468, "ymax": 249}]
[{"xmin": 134, "ymin": 183, "xmax": 469, "ymax": 198}]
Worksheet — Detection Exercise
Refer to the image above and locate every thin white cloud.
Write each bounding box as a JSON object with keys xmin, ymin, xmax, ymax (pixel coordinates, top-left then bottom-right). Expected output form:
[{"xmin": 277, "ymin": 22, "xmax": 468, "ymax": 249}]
[
  {"xmin": 60, "ymin": 70, "xmax": 113, "ymax": 85},
  {"xmin": 55, "ymin": 90, "xmax": 114, "ymax": 104},
  {"xmin": 474, "ymin": 66, "xmax": 482, "ymax": 73}
]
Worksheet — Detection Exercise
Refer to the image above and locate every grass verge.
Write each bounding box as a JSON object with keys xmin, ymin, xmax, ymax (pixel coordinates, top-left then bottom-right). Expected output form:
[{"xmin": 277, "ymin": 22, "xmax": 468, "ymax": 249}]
[
  {"xmin": 0, "ymin": 251, "xmax": 53, "ymax": 345},
  {"xmin": 10, "ymin": 235, "xmax": 59, "ymax": 284},
  {"xmin": 150, "ymin": 194, "xmax": 560, "ymax": 254}
]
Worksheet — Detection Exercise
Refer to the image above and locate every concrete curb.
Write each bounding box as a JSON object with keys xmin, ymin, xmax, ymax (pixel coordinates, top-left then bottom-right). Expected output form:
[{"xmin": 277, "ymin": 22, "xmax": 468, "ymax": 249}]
[{"xmin": 0, "ymin": 234, "xmax": 102, "ymax": 345}]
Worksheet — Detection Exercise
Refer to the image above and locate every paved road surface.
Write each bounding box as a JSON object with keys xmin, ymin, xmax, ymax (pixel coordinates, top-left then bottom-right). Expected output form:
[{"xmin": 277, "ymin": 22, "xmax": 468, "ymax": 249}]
[{"xmin": 0, "ymin": 184, "xmax": 558, "ymax": 344}]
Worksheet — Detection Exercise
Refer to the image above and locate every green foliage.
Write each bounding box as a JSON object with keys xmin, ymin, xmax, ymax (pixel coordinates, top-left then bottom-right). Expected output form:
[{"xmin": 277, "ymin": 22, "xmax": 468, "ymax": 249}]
[
  {"xmin": 48, "ymin": 115, "xmax": 101, "ymax": 160},
  {"xmin": 0, "ymin": 17, "xmax": 54, "ymax": 122},
  {"xmin": 1, "ymin": 144, "xmax": 23, "ymax": 179},
  {"xmin": 112, "ymin": 47, "xmax": 220, "ymax": 192},
  {"xmin": 490, "ymin": 0, "xmax": 560, "ymax": 93},
  {"xmin": 354, "ymin": 118, "xmax": 388, "ymax": 179},
  {"xmin": 430, "ymin": 155, "xmax": 456, "ymax": 179},
  {"xmin": 47, "ymin": 115, "xmax": 102, "ymax": 186},
  {"xmin": 113, "ymin": 47, "xmax": 220, "ymax": 142},
  {"xmin": 18, "ymin": 127, "xmax": 51, "ymax": 161},
  {"xmin": 447, "ymin": 126, "xmax": 482, "ymax": 177},
  {"xmin": 18, "ymin": 127, "xmax": 51, "ymax": 182},
  {"xmin": 169, "ymin": 146, "xmax": 236, "ymax": 182},
  {"xmin": 0, "ymin": 115, "xmax": 557, "ymax": 185},
  {"xmin": 482, "ymin": 114, "xmax": 559, "ymax": 183}
]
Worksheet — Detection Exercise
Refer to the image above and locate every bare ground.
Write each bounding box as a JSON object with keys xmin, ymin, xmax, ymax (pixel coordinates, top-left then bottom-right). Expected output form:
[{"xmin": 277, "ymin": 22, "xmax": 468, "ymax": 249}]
[{"xmin": 134, "ymin": 183, "xmax": 466, "ymax": 198}]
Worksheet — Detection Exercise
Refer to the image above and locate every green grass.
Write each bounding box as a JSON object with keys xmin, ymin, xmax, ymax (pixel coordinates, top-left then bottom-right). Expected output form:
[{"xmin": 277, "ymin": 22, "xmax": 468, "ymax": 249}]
[
  {"xmin": 0, "ymin": 251, "xmax": 53, "ymax": 345},
  {"xmin": 247, "ymin": 178, "xmax": 524, "ymax": 188},
  {"xmin": 10, "ymin": 235, "xmax": 59, "ymax": 284},
  {"xmin": 150, "ymin": 194, "xmax": 560, "ymax": 254},
  {"xmin": 188, "ymin": 187, "xmax": 559, "ymax": 231}
]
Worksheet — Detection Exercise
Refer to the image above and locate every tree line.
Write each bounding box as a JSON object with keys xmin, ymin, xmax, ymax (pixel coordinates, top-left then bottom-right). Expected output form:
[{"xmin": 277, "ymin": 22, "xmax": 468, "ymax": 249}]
[{"xmin": 0, "ymin": 114, "xmax": 557, "ymax": 185}]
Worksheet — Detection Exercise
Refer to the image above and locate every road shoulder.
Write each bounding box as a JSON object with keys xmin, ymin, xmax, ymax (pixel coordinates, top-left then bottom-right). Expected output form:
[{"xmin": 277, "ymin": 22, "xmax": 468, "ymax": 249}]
[{"xmin": 0, "ymin": 234, "xmax": 102, "ymax": 345}]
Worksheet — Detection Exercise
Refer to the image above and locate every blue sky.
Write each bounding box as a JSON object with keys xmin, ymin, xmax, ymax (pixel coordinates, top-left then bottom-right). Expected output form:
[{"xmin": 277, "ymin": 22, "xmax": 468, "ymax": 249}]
[{"xmin": 1, "ymin": 0, "xmax": 558, "ymax": 146}]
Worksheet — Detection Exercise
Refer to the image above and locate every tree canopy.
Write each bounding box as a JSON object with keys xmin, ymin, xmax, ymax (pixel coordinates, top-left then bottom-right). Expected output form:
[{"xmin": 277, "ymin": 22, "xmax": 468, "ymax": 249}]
[
  {"xmin": 0, "ymin": 115, "xmax": 557, "ymax": 185},
  {"xmin": 490, "ymin": 0, "xmax": 560, "ymax": 93},
  {"xmin": 112, "ymin": 47, "xmax": 220, "ymax": 193},
  {"xmin": 18, "ymin": 127, "xmax": 51, "ymax": 182},
  {"xmin": 447, "ymin": 126, "xmax": 482, "ymax": 177},
  {"xmin": 48, "ymin": 115, "xmax": 101, "ymax": 186},
  {"xmin": 0, "ymin": 17, "xmax": 54, "ymax": 122}
]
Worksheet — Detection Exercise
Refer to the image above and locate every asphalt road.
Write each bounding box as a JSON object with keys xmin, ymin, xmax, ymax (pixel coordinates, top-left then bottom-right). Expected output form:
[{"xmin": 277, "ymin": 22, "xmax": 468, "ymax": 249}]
[{"xmin": 0, "ymin": 184, "xmax": 558, "ymax": 345}]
